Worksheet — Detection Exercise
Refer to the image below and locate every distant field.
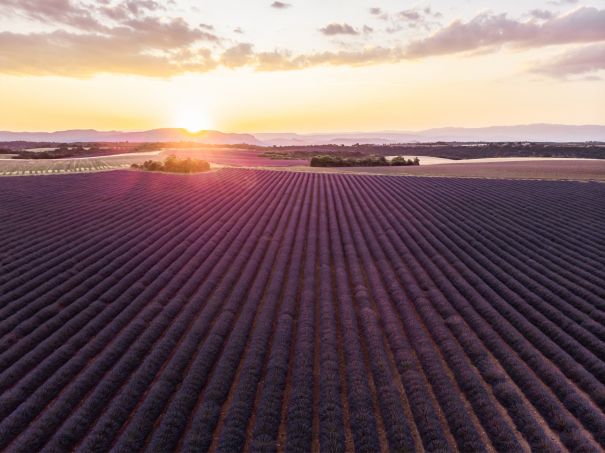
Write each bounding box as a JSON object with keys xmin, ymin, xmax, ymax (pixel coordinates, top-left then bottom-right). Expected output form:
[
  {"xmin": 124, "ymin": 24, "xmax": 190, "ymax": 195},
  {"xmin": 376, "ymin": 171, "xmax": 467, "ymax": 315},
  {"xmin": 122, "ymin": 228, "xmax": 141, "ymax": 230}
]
[
  {"xmin": 2, "ymin": 150, "xmax": 603, "ymax": 181},
  {"xmin": 265, "ymin": 159, "xmax": 605, "ymax": 181},
  {"xmin": 160, "ymin": 147, "xmax": 308, "ymax": 167},
  {"xmin": 1, "ymin": 169, "xmax": 604, "ymax": 451},
  {"xmin": 263, "ymin": 142, "xmax": 605, "ymax": 161},
  {"xmin": 0, "ymin": 148, "xmax": 305, "ymax": 176},
  {"xmin": 385, "ymin": 155, "xmax": 605, "ymax": 166},
  {"xmin": 0, "ymin": 154, "xmax": 156, "ymax": 176}
]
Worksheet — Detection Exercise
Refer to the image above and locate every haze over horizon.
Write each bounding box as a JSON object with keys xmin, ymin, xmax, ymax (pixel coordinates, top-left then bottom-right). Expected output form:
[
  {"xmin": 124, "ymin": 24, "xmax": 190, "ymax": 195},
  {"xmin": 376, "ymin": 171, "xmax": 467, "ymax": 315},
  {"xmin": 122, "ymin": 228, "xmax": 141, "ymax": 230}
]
[
  {"xmin": 3, "ymin": 122, "xmax": 605, "ymax": 134},
  {"xmin": 0, "ymin": 0, "xmax": 604, "ymax": 132},
  {"xmin": 3, "ymin": 124, "xmax": 605, "ymax": 144}
]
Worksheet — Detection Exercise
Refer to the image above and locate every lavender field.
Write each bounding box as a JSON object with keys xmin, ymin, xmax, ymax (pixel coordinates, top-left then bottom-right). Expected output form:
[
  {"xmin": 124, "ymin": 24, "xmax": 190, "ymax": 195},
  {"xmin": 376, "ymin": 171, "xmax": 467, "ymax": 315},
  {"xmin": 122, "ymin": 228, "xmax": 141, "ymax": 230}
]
[{"xmin": 1, "ymin": 169, "xmax": 604, "ymax": 452}]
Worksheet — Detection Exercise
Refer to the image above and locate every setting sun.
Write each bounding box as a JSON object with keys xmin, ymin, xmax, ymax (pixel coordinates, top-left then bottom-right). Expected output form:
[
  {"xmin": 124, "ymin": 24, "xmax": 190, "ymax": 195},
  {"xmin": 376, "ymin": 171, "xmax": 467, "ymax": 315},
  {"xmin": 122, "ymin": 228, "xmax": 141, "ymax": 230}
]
[{"xmin": 174, "ymin": 108, "xmax": 213, "ymax": 133}]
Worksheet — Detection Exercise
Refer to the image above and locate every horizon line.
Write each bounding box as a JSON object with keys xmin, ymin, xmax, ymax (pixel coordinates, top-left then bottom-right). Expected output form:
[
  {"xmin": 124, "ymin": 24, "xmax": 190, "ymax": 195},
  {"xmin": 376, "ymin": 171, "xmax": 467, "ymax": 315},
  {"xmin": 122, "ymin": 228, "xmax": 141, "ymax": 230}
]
[{"xmin": 2, "ymin": 122, "xmax": 605, "ymax": 136}]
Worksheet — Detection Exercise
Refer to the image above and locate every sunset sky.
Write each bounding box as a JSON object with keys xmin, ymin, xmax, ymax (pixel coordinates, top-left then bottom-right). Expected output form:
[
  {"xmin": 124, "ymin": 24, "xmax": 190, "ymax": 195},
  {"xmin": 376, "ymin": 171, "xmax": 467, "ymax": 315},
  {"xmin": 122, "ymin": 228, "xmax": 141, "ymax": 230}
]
[{"xmin": 0, "ymin": 0, "xmax": 604, "ymax": 133}]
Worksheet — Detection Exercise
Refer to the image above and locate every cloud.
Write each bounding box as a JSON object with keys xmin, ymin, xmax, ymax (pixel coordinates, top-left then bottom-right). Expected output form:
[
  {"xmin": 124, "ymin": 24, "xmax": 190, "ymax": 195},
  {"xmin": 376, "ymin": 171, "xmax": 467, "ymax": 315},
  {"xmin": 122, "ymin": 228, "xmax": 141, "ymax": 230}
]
[
  {"xmin": 221, "ymin": 43, "xmax": 254, "ymax": 67},
  {"xmin": 0, "ymin": 2, "xmax": 604, "ymax": 79},
  {"xmin": 399, "ymin": 10, "xmax": 422, "ymax": 22},
  {"xmin": 0, "ymin": 30, "xmax": 216, "ymax": 77},
  {"xmin": 391, "ymin": 7, "xmax": 442, "ymax": 23},
  {"xmin": 423, "ymin": 7, "xmax": 442, "ymax": 19},
  {"xmin": 299, "ymin": 47, "xmax": 402, "ymax": 67},
  {"xmin": 98, "ymin": 0, "xmax": 164, "ymax": 21},
  {"xmin": 534, "ymin": 43, "xmax": 605, "ymax": 77},
  {"xmin": 529, "ymin": 9, "xmax": 555, "ymax": 20},
  {"xmin": 234, "ymin": 46, "xmax": 404, "ymax": 71},
  {"xmin": 319, "ymin": 23, "xmax": 359, "ymax": 36},
  {"xmin": 271, "ymin": 1, "xmax": 290, "ymax": 9},
  {"xmin": 0, "ymin": 0, "xmax": 103, "ymax": 29},
  {"xmin": 0, "ymin": 0, "xmax": 218, "ymax": 41},
  {"xmin": 0, "ymin": 2, "xmax": 219, "ymax": 78},
  {"xmin": 0, "ymin": 0, "xmax": 168, "ymax": 28},
  {"xmin": 534, "ymin": 7, "xmax": 605, "ymax": 45},
  {"xmin": 124, "ymin": 0, "xmax": 162, "ymax": 15},
  {"xmin": 256, "ymin": 50, "xmax": 297, "ymax": 70},
  {"xmin": 385, "ymin": 6, "xmax": 442, "ymax": 33},
  {"xmin": 116, "ymin": 17, "xmax": 218, "ymax": 47},
  {"xmin": 369, "ymin": 7, "xmax": 390, "ymax": 21},
  {"xmin": 0, "ymin": 0, "xmax": 222, "ymax": 77},
  {"xmin": 406, "ymin": 7, "xmax": 605, "ymax": 58}
]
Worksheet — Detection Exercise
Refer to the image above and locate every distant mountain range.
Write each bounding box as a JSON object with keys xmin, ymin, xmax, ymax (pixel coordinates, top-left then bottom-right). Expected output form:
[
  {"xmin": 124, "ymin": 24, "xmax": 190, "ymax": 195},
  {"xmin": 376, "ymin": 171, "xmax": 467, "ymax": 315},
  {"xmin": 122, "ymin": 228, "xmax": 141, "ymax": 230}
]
[
  {"xmin": 256, "ymin": 125, "xmax": 605, "ymax": 145},
  {"xmin": 1, "ymin": 124, "xmax": 604, "ymax": 145},
  {"xmin": 0, "ymin": 128, "xmax": 263, "ymax": 145}
]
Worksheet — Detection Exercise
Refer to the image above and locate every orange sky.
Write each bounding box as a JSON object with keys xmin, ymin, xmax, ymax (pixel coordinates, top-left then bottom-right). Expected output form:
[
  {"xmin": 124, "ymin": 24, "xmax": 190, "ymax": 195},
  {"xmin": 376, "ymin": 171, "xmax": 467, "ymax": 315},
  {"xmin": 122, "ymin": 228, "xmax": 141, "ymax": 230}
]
[{"xmin": 0, "ymin": 1, "xmax": 603, "ymax": 132}]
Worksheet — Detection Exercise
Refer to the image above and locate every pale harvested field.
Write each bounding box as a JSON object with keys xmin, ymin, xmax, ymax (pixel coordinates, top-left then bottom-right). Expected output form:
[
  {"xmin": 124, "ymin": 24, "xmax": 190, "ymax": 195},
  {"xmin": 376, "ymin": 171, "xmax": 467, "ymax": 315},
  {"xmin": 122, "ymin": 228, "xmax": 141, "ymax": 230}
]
[
  {"xmin": 254, "ymin": 160, "xmax": 605, "ymax": 181},
  {"xmin": 386, "ymin": 156, "xmax": 604, "ymax": 166},
  {"xmin": 0, "ymin": 148, "xmax": 302, "ymax": 176},
  {"xmin": 0, "ymin": 154, "xmax": 158, "ymax": 176}
]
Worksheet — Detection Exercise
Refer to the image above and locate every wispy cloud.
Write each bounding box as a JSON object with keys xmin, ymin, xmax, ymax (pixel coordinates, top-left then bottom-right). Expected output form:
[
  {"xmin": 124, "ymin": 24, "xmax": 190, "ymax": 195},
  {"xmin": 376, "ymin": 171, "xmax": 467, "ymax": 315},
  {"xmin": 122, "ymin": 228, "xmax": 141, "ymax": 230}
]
[
  {"xmin": 406, "ymin": 7, "xmax": 605, "ymax": 58},
  {"xmin": 384, "ymin": 6, "xmax": 442, "ymax": 33},
  {"xmin": 319, "ymin": 23, "xmax": 359, "ymax": 36},
  {"xmin": 221, "ymin": 43, "xmax": 254, "ymax": 67},
  {"xmin": 271, "ymin": 1, "xmax": 291, "ymax": 9},
  {"xmin": 0, "ymin": 30, "xmax": 217, "ymax": 77},
  {"xmin": 0, "ymin": 0, "xmax": 103, "ymax": 29},
  {"xmin": 533, "ymin": 43, "xmax": 605, "ymax": 78},
  {"xmin": 529, "ymin": 9, "xmax": 555, "ymax": 20},
  {"xmin": 399, "ymin": 10, "xmax": 422, "ymax": 22},
  {"xmin": 217, "ymin": 46, "xmax": 403, "ymax": 71}
]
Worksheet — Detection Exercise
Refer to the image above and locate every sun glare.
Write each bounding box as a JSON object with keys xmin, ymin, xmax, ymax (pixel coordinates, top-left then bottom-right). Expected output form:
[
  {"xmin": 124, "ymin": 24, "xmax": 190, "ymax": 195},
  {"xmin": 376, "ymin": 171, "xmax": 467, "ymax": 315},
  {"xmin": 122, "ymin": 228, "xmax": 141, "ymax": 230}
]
[{"xmin": 174, "ymin": 108, "xmax": 213, "ymax": 133}]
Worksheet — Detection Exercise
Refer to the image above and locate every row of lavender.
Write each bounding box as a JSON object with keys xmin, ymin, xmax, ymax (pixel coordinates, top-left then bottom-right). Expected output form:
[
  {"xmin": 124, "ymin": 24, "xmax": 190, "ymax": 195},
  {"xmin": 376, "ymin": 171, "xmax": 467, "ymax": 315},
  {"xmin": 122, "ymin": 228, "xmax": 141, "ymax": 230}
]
[{"xmin": 0, "ymin": 169, "xmax": 604, "ymax": 452}]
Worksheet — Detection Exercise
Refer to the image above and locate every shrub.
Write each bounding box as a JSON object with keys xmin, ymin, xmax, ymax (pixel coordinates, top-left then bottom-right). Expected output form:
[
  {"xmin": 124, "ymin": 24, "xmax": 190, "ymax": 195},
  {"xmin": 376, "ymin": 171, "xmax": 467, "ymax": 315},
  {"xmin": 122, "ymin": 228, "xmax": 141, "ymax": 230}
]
[{"xmin": 391, "ymin": 156, "xmax": 420, "ymax": 166}]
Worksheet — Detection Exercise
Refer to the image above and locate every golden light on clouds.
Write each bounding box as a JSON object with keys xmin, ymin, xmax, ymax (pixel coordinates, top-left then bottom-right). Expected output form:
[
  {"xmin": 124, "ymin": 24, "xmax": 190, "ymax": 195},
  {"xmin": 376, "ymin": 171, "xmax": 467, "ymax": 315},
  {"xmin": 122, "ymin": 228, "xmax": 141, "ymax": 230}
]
[{"xmin": 0, "ymin": 0, "xmax": 603, "ymax": 132}]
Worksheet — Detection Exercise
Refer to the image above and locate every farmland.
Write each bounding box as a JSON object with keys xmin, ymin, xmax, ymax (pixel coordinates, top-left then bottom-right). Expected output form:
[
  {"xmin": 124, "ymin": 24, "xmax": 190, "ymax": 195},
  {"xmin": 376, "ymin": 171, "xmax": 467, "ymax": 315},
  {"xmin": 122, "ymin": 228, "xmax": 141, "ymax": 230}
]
[
  {"xmin": 1, "ymin": 169, "xmax": 604, "ymax": 452},
  {"xmin": 264, "ymin": 159, "xmax": 605, "ymax": 182},
  {"xmin": 0, "ymin": 148, "xmax": 306, "ymax": 176},
  {"xmin": 159, "ymin": 148, "xmax": 309, "ymax": 167},
  {"xmin": 0, "ymin": 154, "xmax": 157, "ymax": 176}
]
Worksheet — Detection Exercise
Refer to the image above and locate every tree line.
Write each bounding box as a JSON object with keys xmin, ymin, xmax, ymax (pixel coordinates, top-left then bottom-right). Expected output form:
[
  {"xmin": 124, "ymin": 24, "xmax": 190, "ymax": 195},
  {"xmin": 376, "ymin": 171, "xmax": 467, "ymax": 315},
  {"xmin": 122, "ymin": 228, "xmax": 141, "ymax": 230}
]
[{"xmin": 310, "ymin": 155, "xmax": 420, "ymax": 167}]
